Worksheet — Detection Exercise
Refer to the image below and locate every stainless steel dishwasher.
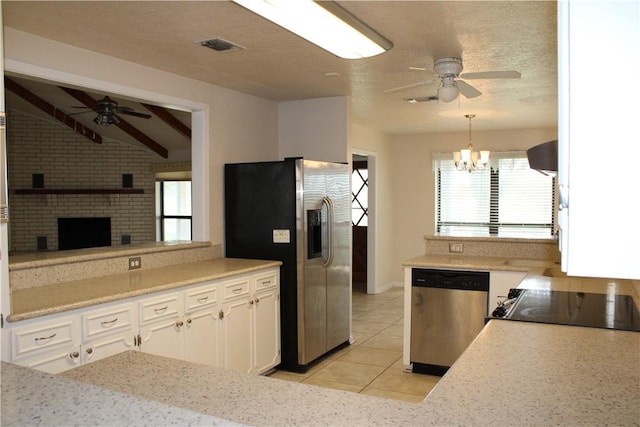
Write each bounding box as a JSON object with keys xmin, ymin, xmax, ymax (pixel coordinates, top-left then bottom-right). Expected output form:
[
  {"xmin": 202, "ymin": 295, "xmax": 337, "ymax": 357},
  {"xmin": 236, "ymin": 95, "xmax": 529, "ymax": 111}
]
[{"xmin": 410, "ymin": 268, "xmax": 489, "ymax": 376}]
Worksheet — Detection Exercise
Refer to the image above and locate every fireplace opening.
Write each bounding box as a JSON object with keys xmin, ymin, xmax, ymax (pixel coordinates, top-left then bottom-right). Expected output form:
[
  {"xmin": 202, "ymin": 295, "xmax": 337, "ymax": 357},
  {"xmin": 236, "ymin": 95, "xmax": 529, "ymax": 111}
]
[{"xmin": 58, "ymin": 217, "xmax": 111, "ymax": 251}]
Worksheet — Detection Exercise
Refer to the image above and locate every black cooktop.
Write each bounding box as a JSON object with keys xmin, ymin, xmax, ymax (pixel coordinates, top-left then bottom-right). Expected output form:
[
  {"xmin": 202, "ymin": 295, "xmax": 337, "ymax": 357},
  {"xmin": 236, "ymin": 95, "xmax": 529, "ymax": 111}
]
[{"xmin": 506, "ymin": 289, "xmax": 640, "ymax": 332}]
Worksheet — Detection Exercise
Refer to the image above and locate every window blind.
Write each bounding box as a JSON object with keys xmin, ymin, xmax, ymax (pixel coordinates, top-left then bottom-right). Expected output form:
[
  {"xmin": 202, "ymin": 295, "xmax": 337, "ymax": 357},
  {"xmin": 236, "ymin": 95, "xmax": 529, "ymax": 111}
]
[{"xmin": 435, "ymin": 152, "xmax": 555, "ymax": 238}]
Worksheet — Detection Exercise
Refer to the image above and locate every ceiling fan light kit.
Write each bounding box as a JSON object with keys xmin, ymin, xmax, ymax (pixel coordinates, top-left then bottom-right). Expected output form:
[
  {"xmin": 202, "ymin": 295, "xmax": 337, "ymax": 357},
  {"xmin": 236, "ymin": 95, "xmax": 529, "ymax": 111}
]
[
  {"xmin": 94, "ymin": 113, "xmax": 119, "ymax": 126},
  {"xmin": 453, "ymin": 114, "xmax": 490, "ymax": 173},
  {"xmin": 231, "ymin": 0, "xmax": 393, "ymax": 59},
  {"xmin": 386, "ymin": 56, "xmax": 520, "ymax": 103},
  {"xmin": 71, "ymin": 95, "xmax": 152, "ymax": 126},
  {"xmin": 438, "ymin": 75, "xmax": 459, "ymax": 103}
]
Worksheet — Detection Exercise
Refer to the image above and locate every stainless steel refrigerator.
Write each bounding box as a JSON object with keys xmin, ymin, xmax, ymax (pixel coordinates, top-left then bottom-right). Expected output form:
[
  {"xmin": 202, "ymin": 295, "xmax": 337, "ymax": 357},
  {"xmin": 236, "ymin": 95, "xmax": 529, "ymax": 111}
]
[{"xmin": 224, "ymin": 158, "xmax": 351, "ymax": 372}]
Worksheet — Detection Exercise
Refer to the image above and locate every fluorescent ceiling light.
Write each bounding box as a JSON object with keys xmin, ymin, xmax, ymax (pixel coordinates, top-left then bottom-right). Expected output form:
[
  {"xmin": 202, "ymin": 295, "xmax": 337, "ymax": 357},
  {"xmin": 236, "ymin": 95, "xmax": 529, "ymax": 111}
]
[{"xmin": 232, "ymin": 0, "xmax": 393, "ymax": 59}]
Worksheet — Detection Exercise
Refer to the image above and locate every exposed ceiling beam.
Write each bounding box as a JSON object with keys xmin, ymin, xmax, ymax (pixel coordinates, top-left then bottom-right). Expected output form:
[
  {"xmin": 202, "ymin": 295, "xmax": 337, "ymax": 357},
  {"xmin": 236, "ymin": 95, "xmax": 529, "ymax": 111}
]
[
  {"xmin": 59, "ymin": 87, "xmax": 169, "ymax": 158},
  {"xmin": 4, "ymin": 77, "xmax": 103, "ymax": 144},
  {"xmin": 142, "ymin": 103, "xmax": 191, "ymax": 140}
]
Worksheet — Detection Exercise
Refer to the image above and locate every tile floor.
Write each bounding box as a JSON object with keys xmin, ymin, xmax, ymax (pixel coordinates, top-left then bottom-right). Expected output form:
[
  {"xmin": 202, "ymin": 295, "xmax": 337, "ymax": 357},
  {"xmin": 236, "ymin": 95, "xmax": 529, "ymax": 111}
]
[{"xmin": 268, "ymin": 284, "xmax": 441, "ymax": 403}]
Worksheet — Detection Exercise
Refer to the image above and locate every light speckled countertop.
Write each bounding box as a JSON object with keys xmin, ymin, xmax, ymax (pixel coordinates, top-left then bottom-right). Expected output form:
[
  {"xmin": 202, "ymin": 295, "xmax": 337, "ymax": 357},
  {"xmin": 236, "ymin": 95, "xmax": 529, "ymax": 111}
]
[
  {"xmin": 402, "ymin": 253, "xmax": 558, "ymax": 271},
  {"xmin": 2, "ymin": 254, "xmax": 639, "ymax": 426},
  {"xmin": 3, "ymin": 319, "xmax": 637, "ymax": 426},
  {"xmin": 8, "ymin": 257, "xmax": 281, "ymax": 322},
  {"xmin": 0, "ymin": 361, "xmax": 237, "ymax": 426}
]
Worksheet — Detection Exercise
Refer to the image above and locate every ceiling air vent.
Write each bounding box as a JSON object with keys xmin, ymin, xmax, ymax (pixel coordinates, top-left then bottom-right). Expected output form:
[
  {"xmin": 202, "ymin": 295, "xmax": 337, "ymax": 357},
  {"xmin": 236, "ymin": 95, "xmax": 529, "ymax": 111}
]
[{"xmin": 199, "ymin": 38, "xmax": 244, "ymax": 53}]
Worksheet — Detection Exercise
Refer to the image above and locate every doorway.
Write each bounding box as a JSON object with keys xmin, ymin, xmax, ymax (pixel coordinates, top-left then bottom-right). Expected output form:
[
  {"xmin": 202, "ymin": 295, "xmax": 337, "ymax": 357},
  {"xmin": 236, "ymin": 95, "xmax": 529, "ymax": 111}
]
[{"xmin": 351, "ymin": 154, "xmax": 368, "ymax": 294}]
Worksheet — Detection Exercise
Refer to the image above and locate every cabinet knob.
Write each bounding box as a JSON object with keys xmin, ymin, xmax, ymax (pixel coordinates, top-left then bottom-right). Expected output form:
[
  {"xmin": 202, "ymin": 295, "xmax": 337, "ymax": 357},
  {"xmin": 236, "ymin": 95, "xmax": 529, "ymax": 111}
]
[
  {"xmin": 69, "ymin": 351, "xmax": 80, "ymax": 359},
  {"xmin": 255, "ymin": 297, "xmax": 260, "ymax": 304},
  {"xmin": 176, "ymin": 320, "xmax": 184, "ymax": 327},
  {"xmin": 86, "ymin": 347, "xmax": 93, "ymax": 355},
  {"xmin": 186, "ymin": 318, "xmax": 192, "ymax": 325}
]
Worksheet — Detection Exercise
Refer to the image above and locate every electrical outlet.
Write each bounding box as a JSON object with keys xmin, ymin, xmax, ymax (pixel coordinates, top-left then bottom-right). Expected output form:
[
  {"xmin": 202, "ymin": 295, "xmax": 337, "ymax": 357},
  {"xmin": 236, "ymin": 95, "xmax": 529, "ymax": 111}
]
[
  {"xmin": 128, "ymin": 256, "xmax": 141, "ymax": 270},
  {"xmin": 449, "ymin": 243, "xmax": 464, "ymax": 253}
]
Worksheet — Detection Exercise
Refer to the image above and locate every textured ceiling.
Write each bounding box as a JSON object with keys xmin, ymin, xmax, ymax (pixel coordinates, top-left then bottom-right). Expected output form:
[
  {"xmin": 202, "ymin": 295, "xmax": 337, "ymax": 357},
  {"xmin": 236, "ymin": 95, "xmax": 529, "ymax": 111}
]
[{"xmin": 2, "ymin": 0, "xmax": 558, "ymax": 139}]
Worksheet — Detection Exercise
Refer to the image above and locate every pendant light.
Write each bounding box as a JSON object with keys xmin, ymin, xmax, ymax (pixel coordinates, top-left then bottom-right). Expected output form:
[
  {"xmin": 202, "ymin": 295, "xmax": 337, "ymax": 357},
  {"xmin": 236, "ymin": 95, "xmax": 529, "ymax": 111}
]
[{"xmin": 453, "ymin": 114, "xmax": 490, "ymax": 172}]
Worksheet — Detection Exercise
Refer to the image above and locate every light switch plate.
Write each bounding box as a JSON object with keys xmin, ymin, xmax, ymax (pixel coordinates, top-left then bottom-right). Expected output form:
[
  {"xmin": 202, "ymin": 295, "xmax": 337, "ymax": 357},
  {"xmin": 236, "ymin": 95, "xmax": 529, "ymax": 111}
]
[{"xmin": 273, "ymin": 229, "xmax": 290, "ymax": 243}]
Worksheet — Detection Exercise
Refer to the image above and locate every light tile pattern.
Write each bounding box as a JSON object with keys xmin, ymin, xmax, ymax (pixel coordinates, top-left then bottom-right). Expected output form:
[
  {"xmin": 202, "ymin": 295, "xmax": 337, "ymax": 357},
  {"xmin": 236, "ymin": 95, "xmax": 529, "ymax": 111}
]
[{"xmin": 268, "ymin": 285, "xmax": 440, "ymax": 402}]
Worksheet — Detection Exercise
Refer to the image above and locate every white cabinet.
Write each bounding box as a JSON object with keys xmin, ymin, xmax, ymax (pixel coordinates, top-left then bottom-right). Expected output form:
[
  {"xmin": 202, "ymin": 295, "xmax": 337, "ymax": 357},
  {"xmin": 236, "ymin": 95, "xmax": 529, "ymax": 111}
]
[
  {"xmin": 81, "ymin": 302, "xmax": 136, "ymax": 365},
  {"xmin": 220, "ymin": 269, "xmax": 281, "ymax": 375},
  {"xmin": 220, "ymin": 276, "xmax": 254, "ymax": 374},
  {"xmin": 137, "ymin": 285, "xmax": 222, "ymax": 367},
  {"xmin": 7, "ymin": 314, "xmax": 81, "ymax": 374},
  {"xmin": 138, "ymin": 292, "xmax": 183, "ymax": 360},
  {"xmin": 4, "ymin": 302, "xmax": 137, "ymax": 374},
  {"xmin": 182, "ymin": 284, "xmax": 221, "ymax": 367},
  {"xmin": 558, "ymin": 0, "xmax": 640, "ymax": 279},
  {"xmin": 2, "ymin": 266, "xmax": 280, "ymax": 374},
  {"xmin": 252, "ymin": 271, "xmax": 281, "ymax": 374}
]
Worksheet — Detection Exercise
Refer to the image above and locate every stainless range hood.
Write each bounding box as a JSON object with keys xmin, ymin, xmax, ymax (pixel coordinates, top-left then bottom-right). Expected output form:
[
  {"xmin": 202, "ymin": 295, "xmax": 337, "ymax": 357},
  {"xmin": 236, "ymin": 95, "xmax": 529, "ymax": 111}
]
[{"xmin": 526, "ymin": 140, "xmax": 557, "ymax": 176}]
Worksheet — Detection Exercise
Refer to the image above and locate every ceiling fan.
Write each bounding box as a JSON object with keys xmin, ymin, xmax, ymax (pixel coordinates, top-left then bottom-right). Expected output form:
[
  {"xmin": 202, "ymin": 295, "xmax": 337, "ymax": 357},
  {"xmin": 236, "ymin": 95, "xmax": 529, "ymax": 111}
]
[
  {"xmin": 386, "ymin": 57, "xmax": 521, "ymax": 103},
  {"xmin": 71, "ymin": 96, "xmax": 152, "ymax": 125}
]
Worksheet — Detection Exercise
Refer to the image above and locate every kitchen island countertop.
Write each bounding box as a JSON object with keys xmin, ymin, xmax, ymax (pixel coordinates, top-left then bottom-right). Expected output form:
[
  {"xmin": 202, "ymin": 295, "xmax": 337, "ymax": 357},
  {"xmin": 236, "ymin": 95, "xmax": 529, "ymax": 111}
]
[{"xmin": 3, "ymin": 318, "xmax": 638, "ymax": 426}]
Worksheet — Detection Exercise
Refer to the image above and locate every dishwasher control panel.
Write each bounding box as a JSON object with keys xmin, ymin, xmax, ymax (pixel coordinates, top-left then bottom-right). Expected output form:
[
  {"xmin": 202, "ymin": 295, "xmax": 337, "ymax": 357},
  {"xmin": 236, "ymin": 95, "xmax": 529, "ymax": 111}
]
[{"xmin": 412, "ymin": 268, "xmax": 489, "ymax": 291}]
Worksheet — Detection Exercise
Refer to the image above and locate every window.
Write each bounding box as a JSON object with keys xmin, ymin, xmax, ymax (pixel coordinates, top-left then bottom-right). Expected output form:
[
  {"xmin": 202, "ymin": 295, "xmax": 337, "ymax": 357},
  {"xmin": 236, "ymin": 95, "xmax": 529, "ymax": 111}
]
[
  {"xmin": 156, "ymin": 181, "xmax": 192, "ymax": 241},
  {"xmin": 352, "ymin": 161, "xmax": 368, "ymax": 226},
  {"xmin": 435, "ymin": 152, "xmax": 555, "ymax": 238}
]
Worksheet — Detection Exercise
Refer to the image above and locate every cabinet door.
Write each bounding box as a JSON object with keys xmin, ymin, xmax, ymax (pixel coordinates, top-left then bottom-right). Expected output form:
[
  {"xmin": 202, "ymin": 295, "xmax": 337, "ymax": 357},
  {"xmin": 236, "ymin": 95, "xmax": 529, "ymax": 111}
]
[
  {"xmin": 82, "ymin": 333, "xmax": 137, "ymax": 365},
  {"xmin": 221, "ymin": 297, "xmax": 252, "ymax": 374},
  {"xmin": 558, "ymin": 0, "xmax": 640, "ymax": 279},
  {"xmin": 21, "ymin": 346, "xmax": 82, "ymax": 373},
  {"xmin": 253, "ymin": 287, "xmax": 280, "ymax": 374},
  {"xmin": 183, "ymin": 308, "xmax": 220, "ymax": 367},
  {"xmin": 138, "ymin": 292, "xmax": 183, "ymax": 360},
  {"xmin": 139, "ymin": 317, "xmax": 183, "ymax": 360},
  {"xmin": 81, "ymin": 302, "xmax": 136, "ymax": 364}
]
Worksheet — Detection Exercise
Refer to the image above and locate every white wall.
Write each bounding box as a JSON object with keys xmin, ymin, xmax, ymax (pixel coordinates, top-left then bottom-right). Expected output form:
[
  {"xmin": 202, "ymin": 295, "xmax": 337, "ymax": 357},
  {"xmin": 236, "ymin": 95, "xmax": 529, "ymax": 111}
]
[
  {"xmin": 351, "ymin": 124, "xmax": 396, "ymax": 292},
  {"xmin": 278, "ymin": 97, "xmax": 349, "ymax": 163},
  {"xmin": 389, "ymin": 128, "xmax": 558, "ymax": 282},
  {"xmin": 3, "ymin": 28, "xmax": 280, "ymax": 247}
]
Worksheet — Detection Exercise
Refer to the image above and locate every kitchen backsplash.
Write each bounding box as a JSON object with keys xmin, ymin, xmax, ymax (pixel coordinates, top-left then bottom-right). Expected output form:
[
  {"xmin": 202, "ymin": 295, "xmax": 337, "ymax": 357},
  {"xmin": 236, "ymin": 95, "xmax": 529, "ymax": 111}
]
[{"xmin": 424, "ymin": 236, "xmax": 561, "ymax": 260}]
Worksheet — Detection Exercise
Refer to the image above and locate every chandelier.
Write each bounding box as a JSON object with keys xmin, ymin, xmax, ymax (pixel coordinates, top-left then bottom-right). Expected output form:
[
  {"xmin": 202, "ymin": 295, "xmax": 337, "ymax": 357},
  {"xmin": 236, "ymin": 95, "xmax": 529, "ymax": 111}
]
[{"xmin": 453, "ymin": 114, "xmax": 490, "ymax": 172}]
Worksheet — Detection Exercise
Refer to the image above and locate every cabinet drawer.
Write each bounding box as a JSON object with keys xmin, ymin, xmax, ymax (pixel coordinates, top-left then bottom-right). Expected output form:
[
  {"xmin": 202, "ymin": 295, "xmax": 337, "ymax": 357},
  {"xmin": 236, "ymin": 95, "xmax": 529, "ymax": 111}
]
[
  {"xmin": 185, "ymin": 285, "xmax": 218, "ymax": 313},
  {"xmin": 139, "ymin": 293, "xmax": 181, "ymax": 324},
  {"xmin": 82, "ymin": 303, "xmax": 134, "ymax": 341},
  {"xmin": 254, "ymin": 272, "xmax": 278, "ymax": 291},
  {"xmin": 223, "ymin": 279, "xmax": 250, "ymax": 301},
  {"xmin": 11, "ymin": 317, "xmax": 77, "ymax": 360}
]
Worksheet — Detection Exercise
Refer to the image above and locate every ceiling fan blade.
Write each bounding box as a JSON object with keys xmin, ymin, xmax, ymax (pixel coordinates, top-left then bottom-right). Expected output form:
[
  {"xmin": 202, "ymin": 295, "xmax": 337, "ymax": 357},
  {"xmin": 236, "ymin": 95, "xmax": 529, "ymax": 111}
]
[
  {"xmin": 405, "ymin": 95, "xmax": 438, "ymax": 103},
  {"xmin": 384, "ymin": 78, "xmax": 438, "ymax": 93},
  {"xmin": 117, "ymin": 110, "xmax": 152, "ymax": 119},
  {"xmin": 456, "ymin": 80, "xmax": 482, "ymax": 98},
  {"xmin": 459, "ymin": 70, "xmax": 521, "ymax": 80}
]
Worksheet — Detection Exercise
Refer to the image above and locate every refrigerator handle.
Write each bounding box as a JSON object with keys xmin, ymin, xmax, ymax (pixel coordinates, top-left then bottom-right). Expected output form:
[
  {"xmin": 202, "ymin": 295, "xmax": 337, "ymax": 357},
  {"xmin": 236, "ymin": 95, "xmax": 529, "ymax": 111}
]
[{"xmin": 321, "ymin": 196, "xmax": 334, "ymax": 267}]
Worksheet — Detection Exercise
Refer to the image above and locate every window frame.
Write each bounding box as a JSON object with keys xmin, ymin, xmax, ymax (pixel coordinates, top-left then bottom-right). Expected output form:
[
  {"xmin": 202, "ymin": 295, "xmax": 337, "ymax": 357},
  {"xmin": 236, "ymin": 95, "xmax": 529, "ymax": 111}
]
[{"xmin": 156, "ymin": 180, "xmax": 193, "ymax": 241}]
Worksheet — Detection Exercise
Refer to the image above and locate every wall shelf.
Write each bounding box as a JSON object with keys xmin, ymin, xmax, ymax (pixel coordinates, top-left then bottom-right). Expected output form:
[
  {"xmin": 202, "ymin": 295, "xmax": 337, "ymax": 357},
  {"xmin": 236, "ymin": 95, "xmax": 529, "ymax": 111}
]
[{"xmin": 14, "ymin": 189, "xmax": 145, "ymax": 195}]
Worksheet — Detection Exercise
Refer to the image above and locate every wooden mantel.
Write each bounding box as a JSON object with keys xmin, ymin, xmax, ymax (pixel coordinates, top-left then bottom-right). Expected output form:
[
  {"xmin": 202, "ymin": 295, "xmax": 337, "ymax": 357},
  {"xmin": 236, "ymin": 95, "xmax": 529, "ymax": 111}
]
[{"xmin": 14, "ymin": 189, "xmax": 144, "ymax": 195}]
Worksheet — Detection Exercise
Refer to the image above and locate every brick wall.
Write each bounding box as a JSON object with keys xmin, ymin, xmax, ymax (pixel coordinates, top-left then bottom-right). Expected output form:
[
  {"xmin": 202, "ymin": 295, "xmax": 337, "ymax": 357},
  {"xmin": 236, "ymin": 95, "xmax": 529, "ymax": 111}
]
[{"xmin": 6, "ymin": 110, "xmax": 156, "ymax": 253}]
